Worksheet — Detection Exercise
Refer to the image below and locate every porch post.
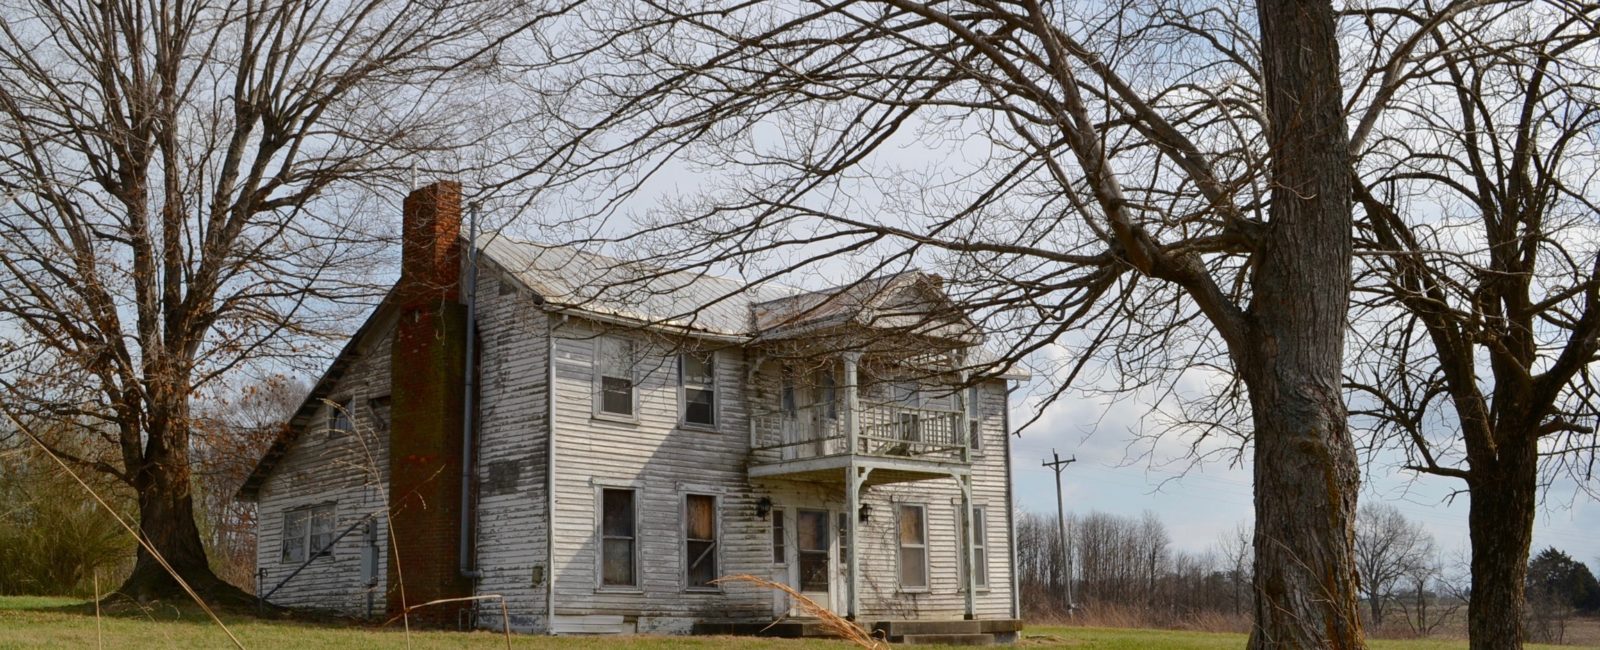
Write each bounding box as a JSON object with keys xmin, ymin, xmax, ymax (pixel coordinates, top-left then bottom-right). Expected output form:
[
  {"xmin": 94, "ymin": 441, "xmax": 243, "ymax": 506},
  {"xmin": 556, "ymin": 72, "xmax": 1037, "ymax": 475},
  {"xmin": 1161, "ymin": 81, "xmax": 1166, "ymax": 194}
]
[
  {"xmin": 961, "ymin": 473, "xmax": 977, "ymax": 620},
  {"xmin": 843, "ymin": 352, "xmax": 861, "ymax": 621},
  {"xmin": 846, "ymin": 463, "xmax": 860, "ymax": 621}
]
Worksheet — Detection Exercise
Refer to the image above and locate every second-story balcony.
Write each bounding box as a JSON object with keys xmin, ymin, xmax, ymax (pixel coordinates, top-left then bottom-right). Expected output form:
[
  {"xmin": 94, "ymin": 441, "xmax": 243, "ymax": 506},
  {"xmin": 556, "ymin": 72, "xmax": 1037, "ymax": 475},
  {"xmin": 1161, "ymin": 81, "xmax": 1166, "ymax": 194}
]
[{"xmin": 749, "ymin": 400, "xmax": 973, "ymax": 485}]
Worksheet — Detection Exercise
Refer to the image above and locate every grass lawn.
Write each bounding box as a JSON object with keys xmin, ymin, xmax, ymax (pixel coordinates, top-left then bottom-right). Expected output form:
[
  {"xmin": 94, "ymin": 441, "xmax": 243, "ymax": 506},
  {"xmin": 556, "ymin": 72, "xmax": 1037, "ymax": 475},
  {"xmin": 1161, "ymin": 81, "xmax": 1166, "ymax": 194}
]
[{"xmin": 0, "ymin": 597, "xmax": 1593, "ymax": 649}]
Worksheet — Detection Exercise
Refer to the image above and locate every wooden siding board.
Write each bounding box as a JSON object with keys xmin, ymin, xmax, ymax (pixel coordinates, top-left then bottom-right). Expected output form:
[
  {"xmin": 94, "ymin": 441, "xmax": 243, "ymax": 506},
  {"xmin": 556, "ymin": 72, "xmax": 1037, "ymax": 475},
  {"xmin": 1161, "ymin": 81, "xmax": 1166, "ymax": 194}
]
[{"xmin": 255, "ymin": 314, "xmax": 396, "ymax": 617}]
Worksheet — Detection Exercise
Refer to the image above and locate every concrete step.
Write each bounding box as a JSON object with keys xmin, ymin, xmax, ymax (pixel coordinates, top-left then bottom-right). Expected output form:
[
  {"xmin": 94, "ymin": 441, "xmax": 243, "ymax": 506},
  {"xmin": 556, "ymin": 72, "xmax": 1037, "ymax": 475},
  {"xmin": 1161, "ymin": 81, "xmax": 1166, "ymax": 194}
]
[
  {"xmin": 898, "ymin": 633, "xmax": 995, "ymax": 646},
  {"xmin": 873, "ymin": 620, "xmax": 983, "ymax": 637}
]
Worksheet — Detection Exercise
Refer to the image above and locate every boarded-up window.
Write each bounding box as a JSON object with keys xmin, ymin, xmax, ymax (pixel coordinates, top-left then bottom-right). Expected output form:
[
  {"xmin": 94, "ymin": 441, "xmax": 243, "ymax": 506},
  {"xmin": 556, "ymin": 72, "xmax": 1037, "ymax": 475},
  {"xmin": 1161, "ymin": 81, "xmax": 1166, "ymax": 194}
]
[
  {"xmin": 596, "ymin": 338, "xmax": 635, "ymax": 417},
  {"xmin": 898, "ymin": 504, "xmax": 928, "ymax": 589},
  {"xmin": 685, "ymin": 494, "xmax": 718, "ymax": 589},
  {"xmin": 961, "ymin": 506, "xmax": 989, "ymax": 589},
  {"xmin": 600, "ymin": 488, "xmax": 636, "ymax": 587},
  {"xmin": 679, "ymin": 353, "xmax": 716, "ymax": 428},
  {"xmin": 797, "ymin": 509, "xmax": 829, "ymax": 592}
]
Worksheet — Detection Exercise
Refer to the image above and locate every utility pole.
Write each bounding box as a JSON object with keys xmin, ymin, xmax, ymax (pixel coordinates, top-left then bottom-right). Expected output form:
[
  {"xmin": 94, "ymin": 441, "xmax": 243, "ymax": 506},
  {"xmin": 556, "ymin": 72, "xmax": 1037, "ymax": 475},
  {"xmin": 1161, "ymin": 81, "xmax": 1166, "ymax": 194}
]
[{"xmin": 1043, "ymin": 450, "xmax": 1076, "ymax": 616}]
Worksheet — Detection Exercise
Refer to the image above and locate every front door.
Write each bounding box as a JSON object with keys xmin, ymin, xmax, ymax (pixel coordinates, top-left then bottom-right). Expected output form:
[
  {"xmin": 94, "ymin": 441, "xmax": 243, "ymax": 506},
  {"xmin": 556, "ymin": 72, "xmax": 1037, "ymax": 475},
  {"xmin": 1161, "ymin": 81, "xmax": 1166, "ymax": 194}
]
[{"xmin": 795, "ymin": 508, "xmax": 836, "ymax": 615}]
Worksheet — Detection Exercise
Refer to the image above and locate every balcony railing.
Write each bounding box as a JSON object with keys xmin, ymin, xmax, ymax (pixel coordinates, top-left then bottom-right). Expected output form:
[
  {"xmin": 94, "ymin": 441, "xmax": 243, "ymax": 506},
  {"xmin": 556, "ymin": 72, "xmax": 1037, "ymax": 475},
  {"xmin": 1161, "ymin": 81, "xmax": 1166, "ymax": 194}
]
[{"xmin": 752, "ymin": 401, "xmax": 971, "ymax": 465}]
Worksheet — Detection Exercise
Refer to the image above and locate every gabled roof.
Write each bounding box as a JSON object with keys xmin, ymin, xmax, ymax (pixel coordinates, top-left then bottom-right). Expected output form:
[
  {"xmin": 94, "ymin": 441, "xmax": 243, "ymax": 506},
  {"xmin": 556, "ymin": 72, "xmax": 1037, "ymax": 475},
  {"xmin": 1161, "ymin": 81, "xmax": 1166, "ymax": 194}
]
[
  {"xmin": 480, "ymin": 236, "xmax": 796, "ymax": 338},
  {"xmin": 236, "ymin": 290, "xmax": 398, "ymax": 501},
  {"xmin": 237, "ymin": 238, "xmax": 1016, "ymax": 500}
]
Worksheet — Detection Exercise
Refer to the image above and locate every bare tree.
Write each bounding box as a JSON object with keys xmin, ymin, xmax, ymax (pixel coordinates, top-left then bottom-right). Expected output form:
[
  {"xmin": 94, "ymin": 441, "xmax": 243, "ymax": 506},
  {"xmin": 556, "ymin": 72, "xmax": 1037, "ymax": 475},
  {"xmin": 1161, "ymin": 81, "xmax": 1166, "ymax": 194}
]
[
  {"xmin": 1354, "ymin": 503, "xmax": 1435, "ymax": 629},
  {"xmin": 1344, "ymin": 1, "xmax": 1600, "ymax": 645},
  {"xmin": 0, "ymin": 0, "xmax": 550, "ymax": 601},
  {"xmin": 521, "ymin": 0, "xmax": 1387, "ymax": 642}
]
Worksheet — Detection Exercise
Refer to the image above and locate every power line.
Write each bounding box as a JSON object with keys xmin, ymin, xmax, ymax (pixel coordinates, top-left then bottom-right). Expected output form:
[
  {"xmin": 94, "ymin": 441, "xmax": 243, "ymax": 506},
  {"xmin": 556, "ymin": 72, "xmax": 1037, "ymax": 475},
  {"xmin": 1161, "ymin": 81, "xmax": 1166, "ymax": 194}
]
[{"xmin": 1043, "ymin": 449, "xmax": 1077, "ymax": 615}]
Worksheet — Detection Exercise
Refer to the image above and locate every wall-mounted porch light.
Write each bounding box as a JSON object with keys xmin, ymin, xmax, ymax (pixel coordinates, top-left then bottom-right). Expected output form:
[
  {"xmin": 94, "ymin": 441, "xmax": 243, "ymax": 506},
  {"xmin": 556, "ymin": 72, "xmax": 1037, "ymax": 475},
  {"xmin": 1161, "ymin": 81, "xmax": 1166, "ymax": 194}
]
[
  {"xmin": 756, "ymin": 496, "xmax": 773, "ymax": 520},
  {"xmin": 858, "ymin": 503, "xmax": 872, "ymax": 523}
]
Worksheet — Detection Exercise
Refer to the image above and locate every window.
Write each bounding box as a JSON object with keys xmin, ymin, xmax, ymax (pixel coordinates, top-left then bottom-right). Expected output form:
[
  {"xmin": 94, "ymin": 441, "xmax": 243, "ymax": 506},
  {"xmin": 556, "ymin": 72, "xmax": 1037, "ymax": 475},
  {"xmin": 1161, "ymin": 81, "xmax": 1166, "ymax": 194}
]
[
  {"xmin": 684, "ymin": 494, "xmax": 719, "ymax": 589},
  {"xmin": 327, "ymin": 398, "xmax": 353, "ymax": 439},
  {"xmin": 898, "ymin": 504, "xmax": 928, "ymax": 590},
  {"xmin": 281, "ymin": 503, "xmax": 335, "ymax": 564},
  {"xmin": 599, "ymin": 488, "xmax": 637, "ymax": 587},
  {"xmin": 960, "ymin": 506, "xmax": 990, "ymax": 589},
  {"xmin": 818, "ymin": 372, "xmax": 838, "ymax": 420},
  {"xmin": 771, "ymin": 510, "xmax": 786, "ymax": 563},
  {"xmin": 679, "ymin": 353, "xmax": 717, "ymax": 428},
  {"xmin": 797, "ymin": 509, "xmax": 830, "ymax": 592},
  {"xmin": 780, "ymin": 375, "xmax": 797, "ymax": 417},
  {"xmin": 966, "ymin": 386, "xmax": 982, "ymax": 453},
  {"xmin": 595, "ymin": 338, "xmax": 636, "ymax": 418}
]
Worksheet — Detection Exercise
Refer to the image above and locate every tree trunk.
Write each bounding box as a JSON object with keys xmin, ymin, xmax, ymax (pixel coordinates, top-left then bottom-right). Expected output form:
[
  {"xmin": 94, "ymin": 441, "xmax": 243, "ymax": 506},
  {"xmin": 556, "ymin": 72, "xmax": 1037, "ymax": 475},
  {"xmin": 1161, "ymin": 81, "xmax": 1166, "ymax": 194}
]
[
  {"xmin": 1372, "ymin": 593, "xmax": 1384, "ymax": 629},
  {"xmin": 116, "ymin": 407, "xmax": 250, "ymax": 606},
  {"xmin": 1245, "ymin": 0, "xmax": 1363, "ymax": 645},
  {"xmin": 1467, "ymin": 434, "xmax": 1537, "ymax": 650}
]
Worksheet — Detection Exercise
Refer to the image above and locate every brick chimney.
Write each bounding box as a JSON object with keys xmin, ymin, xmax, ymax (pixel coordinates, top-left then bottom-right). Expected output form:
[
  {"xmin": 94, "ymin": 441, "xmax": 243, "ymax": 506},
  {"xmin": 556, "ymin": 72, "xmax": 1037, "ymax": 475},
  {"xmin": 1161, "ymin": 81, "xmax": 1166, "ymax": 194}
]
[{"xmin": 387, "ymin": 181, "xmax": 472, "ymax": 625}]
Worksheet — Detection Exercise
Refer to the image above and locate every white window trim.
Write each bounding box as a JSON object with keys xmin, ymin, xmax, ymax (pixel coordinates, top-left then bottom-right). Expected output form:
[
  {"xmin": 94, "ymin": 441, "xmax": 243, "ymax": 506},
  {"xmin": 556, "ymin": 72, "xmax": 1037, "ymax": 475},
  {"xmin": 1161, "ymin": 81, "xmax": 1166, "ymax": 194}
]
[
  {"xmin": 966, "ymin": 385, "xmax": 984, "ymax": 456},
  {"xmin": 896, "ymin": 503, "xmax": 931, "ymax": 593},
  {"xmin": 959, "ymin": 504, "xmax": 992, "ymax": 592},
  {"xmin": 594, "ymin": 484, "xmax": 643, "ymax": 592},
  {"xmin": 281, "ymin": 502, "xmax": 336, "ymax": 564},
  {"xmin": 677, "ymin": 351, "xmax": 719, "ymax": 431},
  {"xmin": 592, "ymin": 336, "xmax": 640, "ymax": 423},
  {"xmin": 681, "ymin": 492, "xmax": 723, "ymax": 592}
]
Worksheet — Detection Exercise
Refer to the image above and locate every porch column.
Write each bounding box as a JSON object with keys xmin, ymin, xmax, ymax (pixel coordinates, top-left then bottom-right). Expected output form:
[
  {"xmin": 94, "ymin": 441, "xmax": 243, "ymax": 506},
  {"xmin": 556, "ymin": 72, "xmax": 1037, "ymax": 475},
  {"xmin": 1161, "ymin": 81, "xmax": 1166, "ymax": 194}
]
[
  {"xmin": 843, "ymin": 352, "xmax": 860, "ymax": 453},
  {"xmin": 961, "ymin": 473, "xmax": 977, "ymax": 620},
  {"xmin": 846, "ymin": 463, "xmax": 860, "ymax": 621},
  {"xmin": 843, "ymin": 352, "xmax": 861, "ymax": 621}
]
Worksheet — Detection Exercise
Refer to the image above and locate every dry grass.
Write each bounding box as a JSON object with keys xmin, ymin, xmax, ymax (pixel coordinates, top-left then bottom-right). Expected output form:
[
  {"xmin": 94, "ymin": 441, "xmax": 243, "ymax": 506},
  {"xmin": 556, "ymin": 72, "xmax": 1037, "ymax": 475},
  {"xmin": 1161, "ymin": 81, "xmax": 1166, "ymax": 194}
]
[{"xmin": 713, "ymin": 574, "xmax": 885, "ymax": 649}]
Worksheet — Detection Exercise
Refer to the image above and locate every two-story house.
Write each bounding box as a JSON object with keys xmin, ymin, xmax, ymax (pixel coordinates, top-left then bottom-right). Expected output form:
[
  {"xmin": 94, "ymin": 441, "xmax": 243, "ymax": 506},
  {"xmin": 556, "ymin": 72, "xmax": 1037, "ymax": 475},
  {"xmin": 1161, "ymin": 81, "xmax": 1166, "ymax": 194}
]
[{"xmin": 237, "ymin": 181, "xmax": 1024, "ymax": 643}]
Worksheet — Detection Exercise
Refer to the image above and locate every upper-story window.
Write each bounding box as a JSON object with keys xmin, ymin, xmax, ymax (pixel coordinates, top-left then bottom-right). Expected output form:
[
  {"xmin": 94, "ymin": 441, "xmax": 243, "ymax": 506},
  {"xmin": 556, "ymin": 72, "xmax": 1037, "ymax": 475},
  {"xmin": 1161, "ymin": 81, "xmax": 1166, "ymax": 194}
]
[
  {"xmin": 595, "ymin": 337, "xmax": 637, "ymax": 419},
  {"xmin": 327, "ymin": 398, "xmax": 353, "ymax": 440},
  {"xmin": 966, "ymin": 385, "xmax": 982, "ymax": 453},
  {"xmin": 679, "ymin": 352, "xmax": 716, "ymax": 428},
  {"xmin": 817, "ymin": 372, "xmax": 838, "ymax": 420}
]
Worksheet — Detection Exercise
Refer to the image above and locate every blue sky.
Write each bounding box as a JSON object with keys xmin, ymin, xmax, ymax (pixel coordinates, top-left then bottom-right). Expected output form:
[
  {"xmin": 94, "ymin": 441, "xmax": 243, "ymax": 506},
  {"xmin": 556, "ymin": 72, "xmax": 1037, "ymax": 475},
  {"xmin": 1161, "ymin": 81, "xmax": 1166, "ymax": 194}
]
[{"xmin": 1006, "ymin": 389, "xmax": 1600, "ymax": 564}]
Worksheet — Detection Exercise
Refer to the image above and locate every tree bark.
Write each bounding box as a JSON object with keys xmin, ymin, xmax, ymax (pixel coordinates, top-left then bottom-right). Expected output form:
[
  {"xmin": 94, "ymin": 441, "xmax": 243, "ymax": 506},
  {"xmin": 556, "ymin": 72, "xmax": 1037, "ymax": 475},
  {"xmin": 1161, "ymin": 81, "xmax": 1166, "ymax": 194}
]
[
  {"xmin": 1245, "ymin": 0, "xmax": 1364, "ymax": 646},
  {"xmin": 1467, "ymin": 433, "xmax": 1538, "ymax": 650},
  {"xmin": 117, "ymin": 397, "xmax": 249, "ymax": 605}
]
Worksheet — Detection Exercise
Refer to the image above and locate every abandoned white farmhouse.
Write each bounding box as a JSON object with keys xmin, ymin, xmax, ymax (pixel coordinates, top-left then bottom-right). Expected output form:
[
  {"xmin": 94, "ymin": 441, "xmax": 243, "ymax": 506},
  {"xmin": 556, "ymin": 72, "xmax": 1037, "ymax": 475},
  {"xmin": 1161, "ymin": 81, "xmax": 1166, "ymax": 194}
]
[{"xmin": 238, "ymin": 182, "xmax": 1025, "ymax": 642}]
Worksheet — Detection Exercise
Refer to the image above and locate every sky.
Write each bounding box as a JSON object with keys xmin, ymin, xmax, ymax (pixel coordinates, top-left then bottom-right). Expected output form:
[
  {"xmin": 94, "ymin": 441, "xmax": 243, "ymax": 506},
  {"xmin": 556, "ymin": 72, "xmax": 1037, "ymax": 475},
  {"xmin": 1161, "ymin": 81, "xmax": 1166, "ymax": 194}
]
[{"xmin": 1004, "ymin": 385, "xmax": 1600, "ymax": 564}]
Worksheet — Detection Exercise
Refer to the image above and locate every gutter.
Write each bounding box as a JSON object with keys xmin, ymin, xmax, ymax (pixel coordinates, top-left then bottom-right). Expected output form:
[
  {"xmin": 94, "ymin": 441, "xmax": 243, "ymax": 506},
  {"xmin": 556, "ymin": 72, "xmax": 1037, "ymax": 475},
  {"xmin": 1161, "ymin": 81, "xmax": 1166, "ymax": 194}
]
[{"xmin": 461, "ymin": 204, "xmax": 483, "ymax": 581}]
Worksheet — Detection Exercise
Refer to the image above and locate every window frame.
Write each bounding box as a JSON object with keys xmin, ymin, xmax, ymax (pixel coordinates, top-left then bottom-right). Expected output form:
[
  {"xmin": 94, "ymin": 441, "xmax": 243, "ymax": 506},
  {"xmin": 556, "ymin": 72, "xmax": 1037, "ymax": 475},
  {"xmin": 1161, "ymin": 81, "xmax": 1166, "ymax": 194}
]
[
  {"xmin": 959, "ymin": 504, "xmax": 991, "ymax": 591},
  {"xmin": 592, "ymin": 337, "xmax": 640, "ymax": 422},
  {"xmin": 595, "ymin": 485, "xmax": 642, "ymax": 591},
  {"xmin": 966, "ymin": 385, "xmax": 983, "ymax": 455},
  {"xmin": 677, "ymin": 351, "xmax": 719, "ymax": 430},
  {"xmin": 280, "ymin": 502, "xmax": 336, "ymax": 564},
  {"xmin": 770, "ymin": 507, "xmax": 788, "ymax": 565},
  {"xmin": 327, "ymin": 398, "xmax": 354, "ymax": 440},
  {"xmin": 896, "ymin": 503, "xmax": 930, "ymax": 592},
  {"xmin": 681, "ymin": 493, "xmax": 722, "ymax": 592}
]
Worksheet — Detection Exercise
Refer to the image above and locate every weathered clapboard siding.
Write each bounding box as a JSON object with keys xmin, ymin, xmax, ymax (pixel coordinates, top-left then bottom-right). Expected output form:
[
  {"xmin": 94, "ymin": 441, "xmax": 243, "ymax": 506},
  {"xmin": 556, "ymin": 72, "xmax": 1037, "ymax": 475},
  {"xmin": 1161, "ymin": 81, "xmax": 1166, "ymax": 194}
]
[
  {"xmin": 255, "ymin": 312, "xmax": 395, "ymax": 617},
  {"xmin": 744, "ymin": 360, "xmax": 1014, "ymax": 620},
  {"xmin": 470, "ymin": 269, "xmax": 551, "ymax": 632},
  {"xmin": 547, "ymin": 317, "xmax": 779, "ymax": 630},
  {"xmin": 850, "ymin": 378, "xmax": 1013, "ymax": 620}
]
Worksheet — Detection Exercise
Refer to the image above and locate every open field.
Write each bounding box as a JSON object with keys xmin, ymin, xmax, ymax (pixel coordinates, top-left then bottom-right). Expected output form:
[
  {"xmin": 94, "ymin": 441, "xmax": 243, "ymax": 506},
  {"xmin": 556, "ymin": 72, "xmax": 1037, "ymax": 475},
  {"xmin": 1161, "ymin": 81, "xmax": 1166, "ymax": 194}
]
[{"xmin": 0, "ymin": 597, "xmax": 1595, "ymax": 649}]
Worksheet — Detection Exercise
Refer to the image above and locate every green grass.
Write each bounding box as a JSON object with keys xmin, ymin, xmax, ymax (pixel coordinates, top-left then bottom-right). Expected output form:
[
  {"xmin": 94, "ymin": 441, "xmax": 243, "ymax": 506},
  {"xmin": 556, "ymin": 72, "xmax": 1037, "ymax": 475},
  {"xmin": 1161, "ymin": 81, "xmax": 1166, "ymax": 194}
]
[{"xmin": 0, "ymin": 597, "xmax": 1593, "ymax": 649}]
